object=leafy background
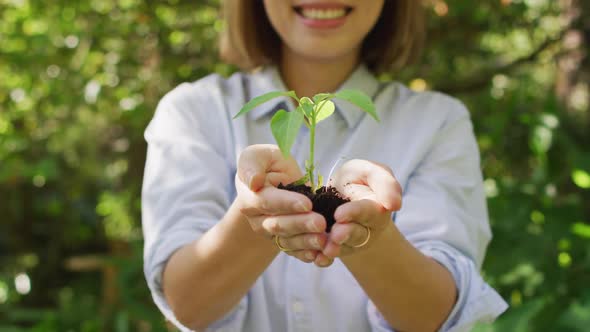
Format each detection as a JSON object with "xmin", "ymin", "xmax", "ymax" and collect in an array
[{"xmin": 0, "ymin": 0, "xmax": 588, "ymax": 331}]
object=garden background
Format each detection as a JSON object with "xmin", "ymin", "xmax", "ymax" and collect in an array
[{"xmin": 1, "ymin": 0, "xmax": 589, "ymax": 331}]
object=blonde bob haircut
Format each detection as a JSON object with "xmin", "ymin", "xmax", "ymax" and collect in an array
[{"xmin": 219, "ymin": 0, "xmax": 425, "ymax": 75}]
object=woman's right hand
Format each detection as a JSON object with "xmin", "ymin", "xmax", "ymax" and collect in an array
[{"xmin": 235, "ymin": 144, "xmax": 328, "ymax": 264}]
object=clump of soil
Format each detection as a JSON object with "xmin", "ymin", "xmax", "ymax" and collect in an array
[{"xmin": 278, "ymin": 183, "xmax": 349, "ymax": 232}]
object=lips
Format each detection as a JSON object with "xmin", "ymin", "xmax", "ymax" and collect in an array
[{"xmin": 293, "ymin": 3, "xmax": 353, "ymax": 29}]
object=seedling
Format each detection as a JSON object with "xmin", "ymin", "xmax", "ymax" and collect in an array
[{"xmin": 234, "ymin": 89, "xmax": 379, "ymax": 192}]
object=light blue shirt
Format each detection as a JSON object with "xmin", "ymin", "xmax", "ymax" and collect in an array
[{"xmin": 142, "ymin": 64, "xmax": 508, "ymax": 332}]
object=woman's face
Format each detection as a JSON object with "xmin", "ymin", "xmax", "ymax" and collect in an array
[{"xmin": 263, "ymin": 0, "xmax": 385, "ymax": 63}]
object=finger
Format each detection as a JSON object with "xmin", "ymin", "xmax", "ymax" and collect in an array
[
  {"xmin": 337, "ymin": 183, "xmax": 376, "ymax": 202},
  {"xmin": 323, "ymin": 222, "xmax": 369, "ymax": 258},
  {"xmin": 239, "ymin": 185, "xmax": 312, "ymax": 216},
  {"xmin": 266, "ymin": 172, "xmax": 299, "ymax": 188},
  {"xmin": 333, "ymin": 160, "xmax": 401, "ymax": 210},
  {"xmin": 322, "ymin": 240, "xmax": 342, "ymax": 259},
  {"xmin": 314, "ymin": 252, "xmax": 334, "ymax": 268},
  {"xmin": 330, "ymin": 222, "xmax": 370, "ymax": 248},
  {"xmin": 365, "ymin": 163, "xmax": 402, "ymax": 211},
  {"xmin": 278, "ymin": 233, "xmax": 327, "ymax": 251},
  {"xmin": 261, "ymin": 213, "xmax": 326, "ymax": 237},
  {"xmin": 334, "ymin": 199, "xmax": 385, "ymax": 226},
  {"xmin": 284, "ymin": 250, "xmax": 319, "ymax": 263},
  {"xmin": 237, "ymin": 145, "xmax": 278, "ymax": 191},
  {"xmin": 237, "ymin": 144, "xmax": 303, "ymax": 192},
  {"xmin": 322, "ymin": 241, "xmax": 360, "ymax": 258}
]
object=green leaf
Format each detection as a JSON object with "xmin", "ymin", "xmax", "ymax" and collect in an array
[
  {"xmin": 334, "ymin": 89, "xmax": 379, "ymax": 121},
  {"xmin": 572, "ymin": 169, "xmax": 590, "ymax": 189},
  {"xmin": 315, "ymin": 100, "xmax": 335, "ymax": 123},
  {"xmin": 317, "ymin": 174, "xmax": 324, "ymax": 189},
  {"xmin": 299, "ymin": 97, "xmax": 315, "ymax": 118},
  {"xmin": 300, "ymin": 96, "xmax": 314, "ymax": 104},
  {"xmin": 270, "ymin": 110, "xmax": 304, "ymax": 158},
  {"xmin": 298, "ymin": 104, "xmax": 314, "ymax": 119},
  {"xmin": 292, "ymin": 175, "xmax": 309, "ymax": 186},
  {"xmin": 313, "ymin": 93, "xmax": 333, "ymax": 103},
  {"xmin": 233, "ymin": 91, "xmax": 297, "ymax": 119},
  {"xmin": 572, "ymin": 222, "xmax": 590, "ymax": 238}
]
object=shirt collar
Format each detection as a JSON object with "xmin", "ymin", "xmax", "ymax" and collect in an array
[
  {"xmin": 247, "ymin": 64, "xmax": 380, "ymax": 128},
  {"xmin": 247, "ymin": 66, "xmax": 294, "ymax": 120}
]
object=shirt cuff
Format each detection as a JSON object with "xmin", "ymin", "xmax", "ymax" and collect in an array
[
  {"xmin": 365, "ymin": 241, "xmax": 508, "ymax": 332},
  {"xmin": 366, "ymin": 299, "xmax": 396, "ymax": 332},
  {"xmin": 419, "ymin": 241, "xmax": 509, "ymax": 332},
  {"xmin": 144, "ymin": 227, "xmax": 248, "ymax": 331}
]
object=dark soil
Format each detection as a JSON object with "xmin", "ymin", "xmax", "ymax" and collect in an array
[{"xmin": 278, "ymin": 183, "xmax": 350, "ymax": 232}]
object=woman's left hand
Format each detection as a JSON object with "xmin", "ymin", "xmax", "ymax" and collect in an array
[{"xmin": 315, "ymin": 159, "xmax": 402, "ymax": 267}]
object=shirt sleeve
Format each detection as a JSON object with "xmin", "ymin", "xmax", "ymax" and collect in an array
[
  {"xmin": 419, "ymin": 241, "xmax": 508, "ymax": 332},
  {"xmin": 366, "ymin": 96, "xmax": 508, "ymax": 331},
  {"xmin": 142, "ymin": 81, "xmax": 248, "ymax": 331}
]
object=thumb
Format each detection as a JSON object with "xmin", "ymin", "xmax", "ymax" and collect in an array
[
  {"xmin": 247, "ymin": 172, "xmax": 266, "ymax": 192},
  {"xmin": 237, "ymin": 144, "xmax": 282, "ymax": 192},
  {"xmin": 333, "ymin": 159, "xmax": 402, "ymax": 211}
]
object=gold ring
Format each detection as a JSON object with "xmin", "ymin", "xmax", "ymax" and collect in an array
[
  {"xmin": 274, "ymin": 235, "xmax": 294, "ymax": 252},
  {"xmin": 351, "ymin": 225, "xmax": 371, "ymax": 248}
]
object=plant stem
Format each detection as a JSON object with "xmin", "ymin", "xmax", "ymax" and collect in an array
[
  {"xmin": 307, "ymin": 98, "xmax": 329, "ymax": 191},
  {"xmin": 308, "ymin": 116, "xmax": 316, "ymax": 191}
]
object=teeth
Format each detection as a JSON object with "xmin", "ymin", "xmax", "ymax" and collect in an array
[{"xmin": 301, "ymin": 8, "xmax": 346, "ymax": 20}]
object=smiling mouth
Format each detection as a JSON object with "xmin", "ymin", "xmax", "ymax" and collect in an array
[{"xmin": 293, "ymin": 5, "xmax": 354, "ymax": 20}]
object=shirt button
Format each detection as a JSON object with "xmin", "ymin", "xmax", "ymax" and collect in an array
[{"xmin": 292, "ymin": 300, "xmax": 304, "ymax": 314}]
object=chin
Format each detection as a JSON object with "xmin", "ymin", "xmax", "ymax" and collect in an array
[{"xmin": 290, "ymin": 40, "xmax": 360, "ymax": 63}]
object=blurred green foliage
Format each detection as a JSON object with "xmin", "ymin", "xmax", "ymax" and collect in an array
[{"xmin": 0, "ymin": 0, "xmax": 588, "ymax": 331}]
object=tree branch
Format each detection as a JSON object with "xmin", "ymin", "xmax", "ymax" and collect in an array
[{"xmin": 436, "ymin": 31, "xmax": 567, "ymax": 94}]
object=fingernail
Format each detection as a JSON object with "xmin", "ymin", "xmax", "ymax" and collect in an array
[
  {"xmin": 307, "ymin": 219, "xmax": 319, "ymax": 232},
  {"xmin": 294, "ymin": 201, "xmax": 309, "ymax": 212},
  {"xmin": 309, "ymin": 236, "xmax": 320, "ymax": 249},
  {"xmin": 334, "ymin": 208, "xmax": 344, "ymax": 222},
  {"xmin": 305, "ymin": 252, "xmax": 315, "ymax": 260},
  {"xmin": 338, "ymin": 234, "xmax": 349, "ymax": 245},
  {"xmin": 246, "ymin": 171, "xmax": 256, "ymax": 188}
]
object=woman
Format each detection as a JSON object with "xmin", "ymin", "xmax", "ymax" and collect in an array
[{"xmin": 142, "ymin": 1, "xmax": 508, "ymax": 331}]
